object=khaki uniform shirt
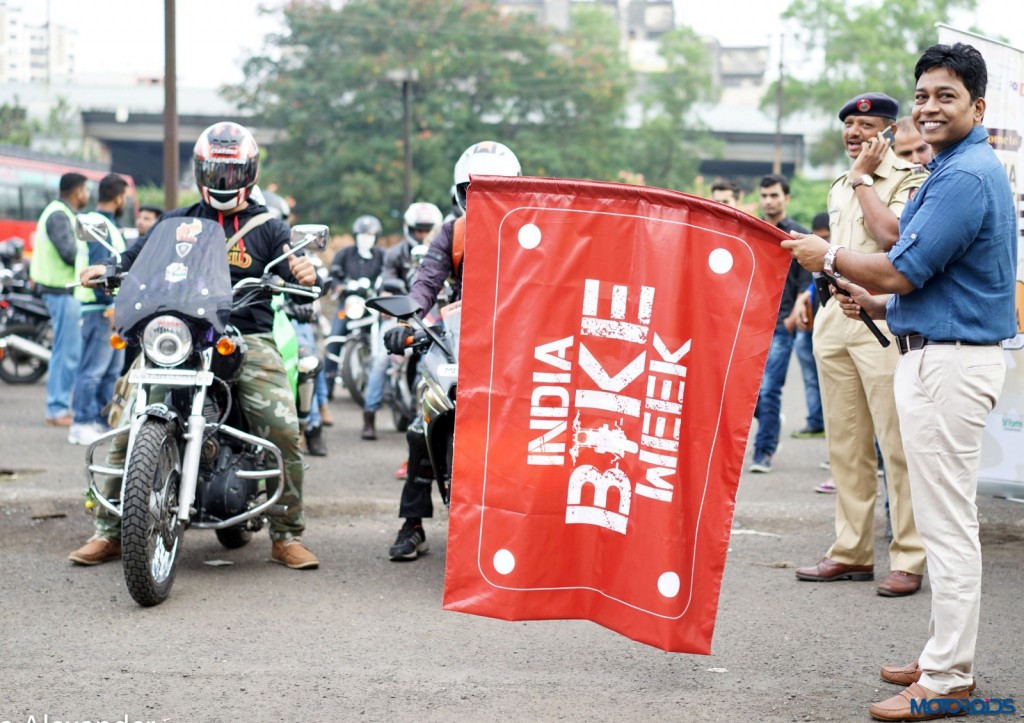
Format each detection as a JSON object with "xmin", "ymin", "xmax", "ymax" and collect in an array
[{"xmin": 827, "ymin": 151, "xmax": 928, "ymax": 254}]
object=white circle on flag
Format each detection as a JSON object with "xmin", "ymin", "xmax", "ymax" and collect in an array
[
  {"xmin": 493, "ymin": 549, "xmax": 516, "ymax": 575},
  {"xmin": 518, "ymin": 223, "xmax": 542, "ymax": 249},
  {"xmin": 658, "ymin": 571, "xmax": 681, "ymax": 598},
  {"xmin": 708, "ymin": 248, "xmax": 734, "ymax": 274}
]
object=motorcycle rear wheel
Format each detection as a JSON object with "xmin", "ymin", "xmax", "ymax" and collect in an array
[
  {"xmin": 0, "ymin": 323, "xmax": 49, "ymax": 384},
  {"xmin": 341, "ymin": 338, "xmax": 370, "ymax": 407},
  {"xmin": 121, "ymin": 418, "xmax": 184, "ymax": 607}
]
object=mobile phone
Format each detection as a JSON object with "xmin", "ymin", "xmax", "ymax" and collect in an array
[{"xmin": 880, "ymin": 127, "xmax": 895, "ymax": 146}]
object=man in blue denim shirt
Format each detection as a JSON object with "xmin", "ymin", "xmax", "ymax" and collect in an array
[{"xmin": 784, "ymin": 43, "xmax": 1016, "ymax": 721}]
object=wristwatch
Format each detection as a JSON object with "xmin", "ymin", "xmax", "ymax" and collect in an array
[
  {"xmin": 823, "ymin": 244, "xmax": 843, "ymax": 279},
  {"xmin": 851, "ymin": 174, "xmax": 874, "ymax": 188}
]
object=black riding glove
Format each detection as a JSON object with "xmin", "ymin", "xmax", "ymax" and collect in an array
[{"xmin": 383, "ymin": 324, "xmax": 414, "ymax": 355}]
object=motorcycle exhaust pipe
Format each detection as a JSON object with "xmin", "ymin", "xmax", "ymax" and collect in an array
[{"xmin": 1, "ymin": 333, "xmax": 51, "ymax": 363}]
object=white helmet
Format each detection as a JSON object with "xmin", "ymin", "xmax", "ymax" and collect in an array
[
  {"xmin": 402, "ymin": 202, "xmax": 443, "ymax": 244},
  {"xmin": 453, "ymin": 141, "xmax": 521, "ymax": 211}
]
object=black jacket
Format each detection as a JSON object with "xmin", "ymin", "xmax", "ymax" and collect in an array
[{"xmin": 118, "ymin": 201, "xmax": 297, "ymax": 335}]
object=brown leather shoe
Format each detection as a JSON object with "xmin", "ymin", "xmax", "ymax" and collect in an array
[
  {"xmin": 795, "ymin": 557, "xmax": 874, "ymax": 582},
  {"xmin": 271, "ymin": 537, "xmax": 319, "ymax": 569},
  {"xmin": 868, "ymin": 681, "xmax": 971, "ymax": 721},
  {"xmin": 46, "ymin": 415, "xmax": 73, "ymax": 427},
  {"xmin": 881, "ymin": 660, "xmax": 977, "ymax": 693},
  {"xmin": 878, "ymin": 570, "xmax": 923, "ymax": 597},
  {"xmin": 319, "ymin": 403, "xmax": 334, "ymax": 427},
  {"xmin": 68, "ymin": 535, "xmax": 121, "ymax": 565}
]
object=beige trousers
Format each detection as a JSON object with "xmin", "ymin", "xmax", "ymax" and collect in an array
[
  {"xmin": 894, "ymin": 343, "xmax": 1004, "ymax": 694},
  {"xmin": 813, "ymin": 301, "xmax": 925, "ymax": 573}
]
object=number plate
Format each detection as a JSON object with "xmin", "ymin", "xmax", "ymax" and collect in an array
[
  {"xmin": 437, "ymin": 363, "xmax": 458, "ymax": 378},
  {"xmin": 129, "ymin": 368, "xmax": 214, "ymax": 387}
]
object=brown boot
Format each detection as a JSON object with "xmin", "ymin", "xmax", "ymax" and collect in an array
[
  {"xmin": 320, "ymin": 403, "xmax": 334, "ymax": 427},
  {"xmin": 69, "ymin": 535, "xmax": 121, "ymax": 565},
  {"xmin": 271, "ymin": 537, "xmax": 319, "ymax": 569},
  {"xmin": 361, "ymin": 411, "xmax": 377, "ymax": 440}
]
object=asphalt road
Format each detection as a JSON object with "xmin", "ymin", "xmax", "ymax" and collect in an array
[{"xmin": 1, "ymin": 364, "xmax": 1022, "ymax": 722}]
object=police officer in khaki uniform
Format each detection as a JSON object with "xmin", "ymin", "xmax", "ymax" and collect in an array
[{"xmin": 795, "ymin": 93, "xmax": 928, "ymax": 597}]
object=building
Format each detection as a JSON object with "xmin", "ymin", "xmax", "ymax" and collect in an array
[{"xmin": 0, "ymin": 1, "xmax": 75, "ymax": 84}]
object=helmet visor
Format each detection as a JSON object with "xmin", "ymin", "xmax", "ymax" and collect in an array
[{"xmin": 195, "ymin": 157, "xmax": 259, "ymax": 192}]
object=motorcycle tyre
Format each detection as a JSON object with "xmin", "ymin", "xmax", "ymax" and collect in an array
[
  {"xmin": 121, "ymin": 418, "xmax": 184, "ymax": 607},
  {"xmin": 0, "ymin": 322, "xmax": 49, "ymax": 384},
  {"xmin": 215, "ymin": 526, "xmax": 253, "ymax": 549},
  {"xmin": 391, "ymin": 404, "xmax": 413, "ymax": 433},
  {"xmin": 341, "ymin": 339, "xmax": 370, "ymax": 407}
]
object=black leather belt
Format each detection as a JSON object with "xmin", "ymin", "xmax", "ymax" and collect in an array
[{"xmin": 894, "ymin": 333, "xmax": 994, "ymax": 355}]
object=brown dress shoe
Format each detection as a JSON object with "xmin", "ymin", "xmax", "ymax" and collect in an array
[
  {"xmin": 868, "ymin": 681, "xmax": 971, "ymax": 721},
  {"xmin": 68, "ymin": 535, "xmax": 121, "ymax": 565},
  {"xmin": 271, "ymin": 537, "xmax": 319, "ymax": 569},
  {"xmin": 878, "ymin": 570, "xmax": 923, "ymax": 597},
  {"xmin": 881, "ymin": 660, "xmax": 977, "ymax": 693},
  {"xmin": 795, "ymin": 557, "xmax": 874, "ymax": 582},
  {"xmin": 46, "ymin": 415, "xmax": 73, "ymax": 427}
]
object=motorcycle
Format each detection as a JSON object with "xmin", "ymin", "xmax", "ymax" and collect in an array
[
  {"xmin": 324, "ymin": 276, "xmax": 380, "ymax": 406},
  {"xmin": 79, "ymin": 214, "xmax": 328, "ymax": 606},
  {"xmin": 0, "ymin": 238, "xmax": 52, "ymax": 384},
  {"xmin": 365, "ymin": 294, "xmax": 460, "ymax": 504}
]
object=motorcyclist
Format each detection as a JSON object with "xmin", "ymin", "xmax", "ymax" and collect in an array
[
  {"xmin": 70, "ymin": 121, "xmax": 321, "ymax": 570},
  {"xmin": 359, "ymin": 202, "xmax": 444, "ymax": 441},
  {"xmin": 381, "ymin": 141, "xmax": 521, "ymax": 561},
  {"xmin": 322, "ymin": 214, "xmax": 385, "ymax": 397}
]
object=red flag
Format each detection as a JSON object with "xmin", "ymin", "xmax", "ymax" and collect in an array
[{"xmin": 442, "ymin": 176, "xmax": 792, "ymax": 653}]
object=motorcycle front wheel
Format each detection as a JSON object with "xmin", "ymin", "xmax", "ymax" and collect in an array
[
  {"xmin": 0, "ymin": 323, "xmax": 49, "ymax": 384},
  {"xmin": 341, "ymin": 338, "xmax": 370, "ymax": 406},
  {"xmin": 121, "ymin": 418, "xmax": 184, "ymax": 606}
]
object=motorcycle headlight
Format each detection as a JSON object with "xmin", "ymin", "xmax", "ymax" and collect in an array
[
  {"xmin": 142, "ymin": 315, "xmax": 193, "ymax": 367},
  {"xmin": 344, "ymin": 295, "xmax": 366, "ymax": 320}
]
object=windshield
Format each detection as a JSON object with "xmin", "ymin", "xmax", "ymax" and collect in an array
[{"xmin": 114, "ymin": 217, "xmax": 233, "ymax": 338}]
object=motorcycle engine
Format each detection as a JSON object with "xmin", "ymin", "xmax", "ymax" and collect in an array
[{"xmin": 196, "ymin": 444, "xmax": 259, "ymax": 522}]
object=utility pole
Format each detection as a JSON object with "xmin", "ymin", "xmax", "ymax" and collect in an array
[
  {"xmin": 163, "ymin": 0, "xmax": 179, "ymax": 210},
  {"xmin": 387, "ymin": 68, "xmax": 419, "ymax": 211},
  {"xmin": 772, "ymin": 33, "xmax": 784, "ymax": 175}
]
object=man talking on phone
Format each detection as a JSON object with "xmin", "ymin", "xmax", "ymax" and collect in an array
[{"xmin": 793, "ymin": 92, "xmax": 928, "ymax": 598}]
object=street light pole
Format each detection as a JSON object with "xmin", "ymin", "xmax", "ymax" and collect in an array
[
  {"xmin": 386, "ymin": 68, "xmax": 419, "ymax": 211},
  {"xmin": 772, "ymin": 33, "xmax": 785, "ymax": 176},
  {"xmin": 163, "ymin": 0, "xmax": 179, "ymax": 211}
]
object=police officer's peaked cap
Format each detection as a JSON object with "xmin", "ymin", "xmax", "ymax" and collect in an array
[{"xmin": 838, "ymin": 92, "xmax": 899, "ymax": 122}]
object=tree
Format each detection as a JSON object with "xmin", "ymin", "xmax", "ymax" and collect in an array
[
  {"xmin": 626, "ymin": 26, "xmax": 718, "ymax": 192},
  {"xmin": 227, "ymin": 0, "xmax": 633, "ymax": 231},
  {"xmin": 0, "ymin": 97, "xmax": 33, "ymax": 147},
  {"xmin": 768, "ymin": 0, "xmax": 977, "ymax": 162}
]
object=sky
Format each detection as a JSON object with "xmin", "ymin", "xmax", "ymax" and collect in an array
[{"xmin": 17, "ymin": 0, "xmax": 1024, "ymax": 89}]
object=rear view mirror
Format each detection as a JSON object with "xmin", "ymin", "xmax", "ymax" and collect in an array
[
  {"xmin": 75, "ymin": 212, "xmax": 121, "ymax": 263},
  {"xmin": 290, "ymin": 224, "xmax": 330, "ymax": 252}
]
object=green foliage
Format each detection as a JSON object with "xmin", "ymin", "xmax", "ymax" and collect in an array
[
  {"xmin": 225, "ymin": 0, "xmax": 718, "ymax": 229},
  {"xmin": 768, "ymin": 0, "xmax": 977, "ymax": 162},
  {"xmin": 0, "ymin": 97, "xmax": 33, "ymax": 147},
  {"xmin": 783, "ymin": 176, "xmax": 833, "ymax": 229},
  {"xmin": 135, "ymin": 184, "xmax": 200, "ymax": 211}
]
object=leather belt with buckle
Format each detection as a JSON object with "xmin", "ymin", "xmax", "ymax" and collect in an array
[{"xmin": 894, "ymin": 333, "xmax": 991, "ymax": 355}]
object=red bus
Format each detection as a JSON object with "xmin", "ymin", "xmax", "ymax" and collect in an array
[{"xmin": 0, "ymin": 145, "xmax": 138, "ymax": 256}]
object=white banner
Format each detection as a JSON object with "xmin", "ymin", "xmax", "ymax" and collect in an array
[{"xmin": 937, "ymin": 26, "xmax": 1024, "ymax": 495}]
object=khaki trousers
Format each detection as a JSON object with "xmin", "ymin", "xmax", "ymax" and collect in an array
[
  {"xmin": 894, "ymin": 344, "xmax": 1004, "ymax": 694},
  {"xmin": 813, "ymin": 301, "xmax": 925, "ymax": 573}
]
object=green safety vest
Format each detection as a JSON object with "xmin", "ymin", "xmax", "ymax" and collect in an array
[
  {"xmin": 29, "ymin": 200, "xmax": 77, "ymax": 288},
  {"xmin": 74, "ymin": 215, "xmax": 126, "ymax": 305}
]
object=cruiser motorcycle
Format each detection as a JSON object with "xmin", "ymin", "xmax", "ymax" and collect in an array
[
  {"xmin": 79, "ymin": 214, "xmax": 328, "ymax": 606},
  {"xmin": 0, "ymin": 238, "xmax": 52, "ymax": 384}
]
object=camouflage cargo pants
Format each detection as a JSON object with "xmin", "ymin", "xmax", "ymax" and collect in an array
[{"xmin": 94, "ymin": 333, "xmax": 305, "ymax": 541}]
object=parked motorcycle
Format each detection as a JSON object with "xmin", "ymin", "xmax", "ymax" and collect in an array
[
  {"xmin": 366, "ymin": 294, "xmax": 459, "ymax": 504},
  {"xmin": 0, "ymin": 238, "xmax": 52, "ymax": 384},
  {"xmin": 79, "ymin": 214, "xmax": 328, "ymax": 606},
  {"xmin": 324, "ymin": 276, "xmax": 380, "ymax": 406}
]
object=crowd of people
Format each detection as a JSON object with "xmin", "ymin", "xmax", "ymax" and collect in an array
[{"xmin": 20, "ymin": 40, "xmax": 1013, "ymax": 722}]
